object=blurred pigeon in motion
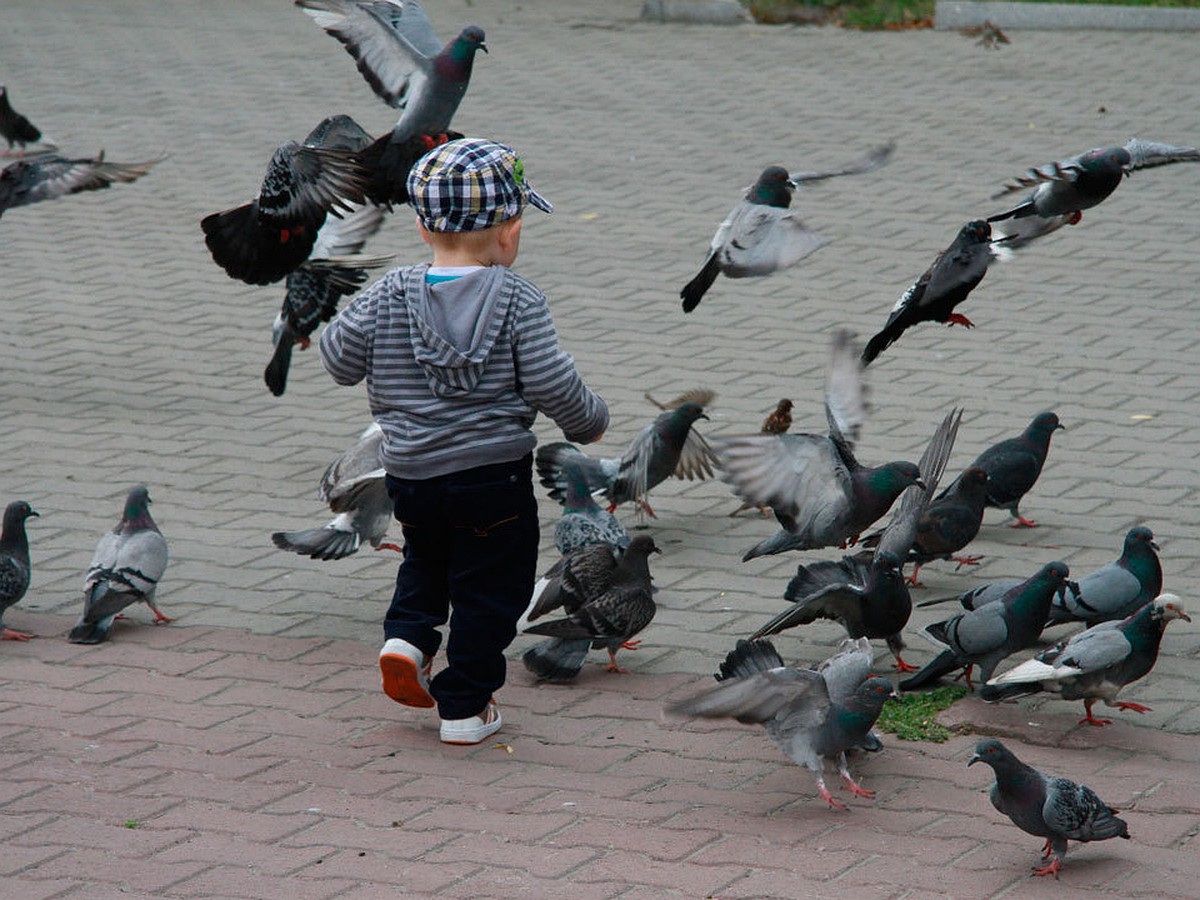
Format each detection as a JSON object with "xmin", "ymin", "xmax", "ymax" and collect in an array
[
  {"xmin": 0, "ymin": 87, "xmax": 56, "ymax": 156},
  {"xmin": 720, "ymin": 330, "xmax": 926, "ymax": 560},
  {"xmin": 987, "ymin": 138, "xmax": 1200, "ymax": 249},
  {"xmin": 272, "ymin": 422, "xmax": 398, "ymax": 561},
  {"xmin": 521, "ymin": 534, "xmax": 659, "ymax": 681},
  {"xmin": 264, "ymin": 201, "xmax": 391, "ymax": 396},
  {"xmin": 0, "ymin": 151, "xmax": 161, "ymax": 219},
  {"xmin": 730, "ymin": 398, "xmax": 794, "ymax": 517},
  {"xmin": 667, "ymin": 637, "xmax": 896, "ymax": 810},
  {"xmin": 536, "ymin": 390, "xmax": 717, "ymax": 518},
  {"xmin": 681, "ymin": 143, "xmax": 893, "ymax": 313},
  {"xmin": 68, "ymin": 486, "xmax": 170, "ymax": 644},
  {"xmin": 895, "ymin": 465, "xmax": 990, "ymax": 586},
  {"xmin": 0, "ymin": 500, "xmax": 39, "ymax": 641},
  {"xmin": 862, "ymin": 220, "xmax": 1001, "ymax": 365},
  {"xmin": 899, "ymin": 561, "xmax": 1069, "ymax": 691},
  {"xmin": 749, "ymin": 409, "xmax": 963, "ymax": 672},
  {"xmin": 296, "ymin": 0, "xmax": 484, "ymax": 206},
  {"xmin": 201, "ymin": 114, "xmax": 371, "ymax": 285},
  {"xmin": 968, "ymin": 739, "xmax": 1130, "ymax": 878},
  {"xmin": 552, "ymin": 460, "xmax": 630, "ymax": 557},
  {"xmin": 983, "ymin": 593, "xmax": 1189, "ymax": 725},
  {"xmin": 948, "ymin": 411, "xmax": 1063, "ymax": 528}
]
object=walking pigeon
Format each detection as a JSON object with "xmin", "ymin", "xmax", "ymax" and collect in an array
[
  {"xmin": 296, "ymin": 0, "xmax": 485, "ymax": 206},
  {"xmin": 521, "ymin": 534, "xmax": 659, "ymax": 680},
  {"xmin": 982, "ymin": 593, "xmax": 1189, "ymax": 725},
  {"xmin": 536, "ymin": 390, "xmax": 717, "ymax": 518},
  {"xmin": 0, "ymin": 87, "xmax": 55, "ymax": 156},
  {"xmin": 862, "ymin": 220, "xmax": 1002, "ymax": 365},
  {"xmin": 896, "ymin": 465, "xmax": 991, "ymax": 586},
  {"xmin": 680, "ymin": 143, "xmax": 893, "ymax": 312},
  {"xmin": 968, "ymin": 739, "xmax": 1130, "ymax": 878},
  {"xmin": 987, "ymin": 138, "xmax": 1200, "ymax": 249},
  {"xmin": 0, "ymin": 151, "xmax": 161, "ymax": 219},
  {"xmin": 718, "ymin": 329, "xmax": 926, "ymax": 560},
  {"xmin": 730, "ymin": 398, "xmax": 794, "ymax": 517},
  {"xmin": 272, "ymin": 422, "xmax": 398, "ymax": 561},
  {"xmin": 552, "ymin": 460, "xmax": 630, "ymax": 556},
  {"xmin": 946, "ymin": 411, "xmax": 1062, "ymax": 528},
  {"xmin": 748, "ymin": 409, "xmax": 963, "ymax": 672},
  {"xmin": 667, "ymin": 637, "xmax": 896, "ymax": 810},
  {"xmin": 0, "ymin": 500, "xmax": 39, "ymax": 641},
  {"xmin": 264, "ymin": 200, "xmax": 391, "ymax": 396},
  {"xmin": 201, "ymin": 114, "xmax": 371, "ymax": 285},
  {"xmin": 68, "ymin": 486, "xmax": 170, "ymax": 644},
  {"xmin": 899, "ymin": 561, "xmax": 1070, "ymax": 691}
]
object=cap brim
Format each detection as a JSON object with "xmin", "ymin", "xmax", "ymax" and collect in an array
[{"xmin": 525, "ymin": 184, "xmax": 553, "ymax": 214}]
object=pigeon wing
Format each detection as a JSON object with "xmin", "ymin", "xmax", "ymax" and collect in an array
[
  {"xmin": 1123, "ymin": 138, "xmax": 1200, "ymax": 171},
  {"xmin": 1043, "ymin": 777, "xmax": 1127, "ymax": 842},
  {"xmin": 309, "ymin": 201, "xmax": 387, "ymax": 259},
  {"xmin": 668, "ymin": 667, "xmax": 827, "ymax": 726},
  {"xmin": 875, "ymin": 408, "xmax": 962, "ymax": 560},
  {"xmin": 4, "ymin": 153, "xmax": 161, "ymax": 209},
  {"xmin": 788, "ymin": 141, "xmax": 895, "ymax": 184},
  {"xmin": 719, "ymin": 204, "xmax": 828, "ymax": 277},
  {"xmin": 319, "ymin": 423, "xmax": 384, "ymax": 503},
  {"xmin": 824, "ymin": 328, "xmax": 868, "ymax": 449},
  {"xmin": 716, "ymin": 433, "xmax": 849, "ymax": 527}
]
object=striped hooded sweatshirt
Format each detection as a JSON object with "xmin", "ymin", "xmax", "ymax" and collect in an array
[{"xmin": 320, "ymin": 264, "xmax": 608, "ymax": 479}]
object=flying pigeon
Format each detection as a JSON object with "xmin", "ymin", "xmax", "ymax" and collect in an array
[
  {"xmin": 946, "ymin": 411, "xmax": 1063, "ymax": 528},
  {"xmin": 0, "ymin": 151, "xmax": 161, "ymax": 219},
  {"xmin": 552, "ymin": 460, "xmax": 630, "ymax": 557},
  {"xmin": 667, "ymin": 637, "xmax": 896, "ymax": 810},
  {"xmin": 521, "ymin": 534, "xmax": 660, "ymax": 680},
  {"xmin": 895, "ymin": 465, "xmax": 991, "ymax": 586},
  {"xmin": 296, "ymin": 0, "xmax": 485, "ymax": 206},
  {"xmin": 719, "ymin": 329, "xmax": 926, "ymax": 560},
  {"xmin": 730, "ymin": 398, "xmax": 794, "ymax": 517},
  {"xmin": 862, "ymin": 220, "xmax": 1002, "ymax": 365},
  {"xmin": 536, "ymin": 390, "xmax": 717, "ymax": 518},
  {"xmin": 968, "ymin": 738, "xmax": 1130, "ymax": 878},
  {"xmin": 982, "ymin": 593, "xmax": 1188, "ymax": 726},
  {"xmin": 899, "ymin": 561, "xmax": 1070, "ymax": 691},
  {"xmin": 68, "ymin": 486, "xmax": 170, "ymax": 644},
  {"xmin": 201, "ymin": 114, "xmax": 372, "ymax": 285},
  {"xmin": 0, "ymin": 500, "xmax": 39, "ymax": 641},
  {"xmin": 272, "ymin": 422, "xmax": 399, "ymax": 561},
  {"xmin": 748, "ymin": 409, "xmax": 963, "ymax": 672},
  {"xmin": 0, "ymin": 87, "xmax": 55, "ymax": 156},
  {"xmin": 680, "ymin": 143, "xmax": 893, "ymax": 313},
  {"xmin": 987, "ymin": 138, "xmax": 1200, "ymax": 248},
  {"xmin": 264, "ymin": 200, "xmax": 392, "ymax": 396}
]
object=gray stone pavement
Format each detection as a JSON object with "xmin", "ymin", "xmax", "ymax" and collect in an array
[{"xmin": 2, "ymin": 0, "xmax": 1199, "ymax": 896}]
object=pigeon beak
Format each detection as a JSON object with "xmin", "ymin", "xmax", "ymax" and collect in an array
[
  {"xmin": 480, "ymin": 42, "xmax": 489, "ymax": 53},
  {"xmin": 1150, "ymin": 540, "xmax": 1160, "ymax": 551},
  {"xmin": 1180, "ymin": 611, "xmax": 1193, "ymax": 623},
  {"xmin": 967, "ymin": 753, "xmax": 982, "ymax": 767},
  {"xmin": 915, "ymin": 477, "xmax": 927, "ymax": 491},
  {"xmin": 1055, "ymin": 423, "xmax": 1065, "ymax": 431},
  {"xmin": 28, "ymin": 510, "xmax": 39, "ymax": 517}
]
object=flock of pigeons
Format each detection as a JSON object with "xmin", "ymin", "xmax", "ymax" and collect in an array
[{"xmin": 3, "ymin": 0, "xmax": 1198, "ymax": 881}]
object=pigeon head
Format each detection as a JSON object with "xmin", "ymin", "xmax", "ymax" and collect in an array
[
  {"xmin": 119, "ymin": 485, "xmax": 158, "ymax": 533},
  {"xmin": 1151, "ymin": 593, "xmax": 1191, "ymax": 625},
  {"xmin": 450, "ymin": 25, "xmax": 487, "ymax": 57},
  {"xmin": 967, "ymin": 738, "xmax": 1012, "ymax": 768},
  {"xmin": 1124, "ymin": 525, "xmax": 1159, "ymax": 554},
  {"xmin": 662, "ymin": 402, "xmax": 709, "ymax": 438},
  {"xmin": 560, "ymin": 460, "xmax": 598, "ymax": 512},
  {"xmin": 959, "ymin": 466, "xmax": 989, "ymax": 491},
  {"xmin": 3, "ymin": 500, "xmax": 38, "ymax": 525},
  {"xmin": 870, "ymin": 461, "xmax": 925, "ymax": 495},
  {"xmin": 960, "ymin": 220, "xmax": 991, "ymax": 244},
  {"xmin": 748, "ymin": 166, "xmax": 796, "ymax": 209},
  {"xmin": 626, "ymin": 534, "xmax": 662, "ymax": 558},
  {"xmin": 874, "ymin": 549, "xmax": 903, "ymax": 574},
  {"xmin": 1038, "ymin": 561, "xmax": 1071, "ymax": 587},
  {"xmin": 1025, "ymin": 411, "xmax": 1063, "ymax": 443},
  {"xmin": 1081, "ymin": 145, "xmax": 1132, "ymax": 174},
  {"xmin": 854, "ymin": 675, "xmax": 899, "ymax": 708}
]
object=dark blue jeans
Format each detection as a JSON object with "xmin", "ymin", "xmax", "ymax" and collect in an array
[{"xmin": 383, "ymin": 454, "xmax": 539, "ymax": 720}]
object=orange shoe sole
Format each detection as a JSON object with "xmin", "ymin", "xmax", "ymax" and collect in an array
[{"xmin": 379, "ymin": 653, "xmax": 435, "ymax": 708}]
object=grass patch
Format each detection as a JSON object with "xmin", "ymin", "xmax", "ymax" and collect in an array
[{"xmin": 876, "ymin": 685, "xmax": 967, "ymax": 742}]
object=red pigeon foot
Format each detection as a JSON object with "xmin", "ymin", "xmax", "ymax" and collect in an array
[
  {"xmin": 841, "ymin": 774, "xmax": 875, "ymax": 799},
  {"xmin": 1011, "ymin": 516, "xmax": 1038, "ymax": 528},
  {"xmin": 620, "ymin": 639, "xmax": 642, "ymax": 651},
  {"xmin": 1, "ymin": 627, "xmax": 34, "ymax": 641},
  {"xmin": 952, "ymin": 555, "xmax": 983, "ymax": 571},
  {"xmin": 892, "ymin": 656, "xmax": 919, "ymax": 673},
  {"xmin": 1031, "ymin": 858, "xmax": 1062, "ymax": 879},
  {"xmin": 818, "ymin": 784, "xmax": 849, "ymax": 811},
  {"xmin": 1114, "ymin": 701, "xmax": 1151, "ymax": 714},
  {"xmin": 947, "ymin": 313, "xmax": 975, "ymax": 328},
  {"xmin": 375, "ymin": 542, "xmax": 405, "ymax": 553}
]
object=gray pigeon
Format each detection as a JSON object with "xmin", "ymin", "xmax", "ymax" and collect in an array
[
  {"xmin": 68, "ymin": 486, "xmax": 170, "ymax": 644},
  {"xmin": 899, "ymin": 561, "xmax": 1070, "ymax": 691},
  {"xmin": 0, "ymin": 151, "xmax": 161, "ymax": 219},
  {"xmin": 668, "ymin": 637, "xmax": 896, "ymax": 810},
  {"xmin": 536, "ymin": 390, "xmax": 717, "ymax": 518},
  {"xmin": 553, "ymin": 460, "xmax": 630, "ymax": 556},
  {"xmin": 718, "ymin": 329, "xmax": 926, "ymax": 560},
  {"xmin": 982, "ymin": 593, "xmax": 1189, "ymax": 726},
  {"xmin": 968, "ymin": 739, "xmax": 1130, "ymax": 878},
  {"xmin": 0, "ymin": 500, "xmax": 39, "ymax": 641},
  {"xmin": 0, "ymin": 86, "xmax": 56, "ymax": 156},
  {"xmin": 272, "ymin": 422, "xmax": 398, "ymax": 561},
  {"xmin": 521, "ymin": 534, "xmax": 659, "ymax": 680},
  {"xmin": 681, "ymin": 143, "xmax": 893, "ymax": 312},
  {"xmin": 987, "ymin": 138, "xmax": 1200, "ymax": 248}
]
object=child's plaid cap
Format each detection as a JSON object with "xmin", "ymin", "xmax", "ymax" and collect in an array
[{"xmin": 407, "ymin": 138, "xmax": 552, "ymax": 232}]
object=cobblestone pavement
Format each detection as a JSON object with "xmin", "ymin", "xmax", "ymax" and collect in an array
[{"xmin": 2, "ymin": 1, "xmax": 1198, "ymax": 896}]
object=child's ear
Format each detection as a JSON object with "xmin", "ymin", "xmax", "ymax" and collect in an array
[
  {"xmin": 417, "ymin": 219, "xmax": 433, "ymax": 246},
  {"xmin": 499, "ymin": 216, "xmax": 522, "ymax": 250}
]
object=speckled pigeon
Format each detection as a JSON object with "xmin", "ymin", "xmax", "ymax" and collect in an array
[
  {"xmin": 0, "ymin": 151, "xmax": 161, "ymax": 219},
  {"xmin": 536, "ymin": 390, "xmax": 717, "ymax": 518},
  {"xmin": 553, "ymin": 460, "xmax": 630, "ymax": 557},
  {"xmin": 297, "ymin": 0, "xmax": 484, "ymax": 206},
  {"xmin": 521, "ymin": 534, "xmax": 659, "ymax": 680},
  {"xmin": 667, "ymin": 637, "xmax": 896, "ymax": 810},
  {"xmin": 899, "ymin": 561, "xmax": 1070, "ymax": 691},
  {"xmin": 68, "ymin": 486, "xmax": 170, "ymax": 644},
  {"xmin": 0, "ymin": 500, "xmax": 39, "ymax": 641},
  {"xmin": 968, "ymin": 738, "xmax": 1130, "ymax": 878},
  {"xmin": 0, "ymin": 87, "xmax": 55, "ymax": 156},
  {"xmin": 718, "ymin": 329, "xmax": 925, "ymax": 560},
  {"xmin": 987, "ymin": 138, "xmax": 1200, "ymax": 248},
  {"xmin": 862, "ymin": 220, "xmax": 1001, "ymax": 365},
  {"xmin": 201, "ymin": 114, "xmax": 371, "ymax": 285},
  {"xmin": 982, "ymin": 593, "xmax": 1188, "ymax": 725},
  {"xmin": 272, "ymin": 422, "xmax": 397, "ymax": 561}
]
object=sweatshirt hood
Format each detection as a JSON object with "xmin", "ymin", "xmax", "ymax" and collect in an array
[{"xmin": 405, "ymin": 265, "xmax": 514, "ymax": 397}]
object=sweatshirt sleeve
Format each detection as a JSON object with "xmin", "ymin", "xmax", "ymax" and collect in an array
[
  {"xmin": 319, "ymin": 285, "xmax": 379, "ymax": 386},
  {"xmin": 513, "ymin": 290, "xmax": 608, "ymax": 444}
]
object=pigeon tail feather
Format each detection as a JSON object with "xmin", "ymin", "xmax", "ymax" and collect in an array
[
  {"xmin": 522, "ymin": 637, "xmax": 590, "ymax": 682},
  {"xmin": 272, "ymin": 526, "xmax": 361, "ymax": 560},
  {"xmin": 681, "ymin": 254, "xmax": 721, "ymax": 313}
]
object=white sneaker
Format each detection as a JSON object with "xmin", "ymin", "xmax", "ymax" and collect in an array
[
  {"xmin": 440, "ymin": 699, "xmax": 502, "ymax": 745},
  {"xmin": 379, "ymin": 638, "xmax": 434, "ymax": 708}
]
